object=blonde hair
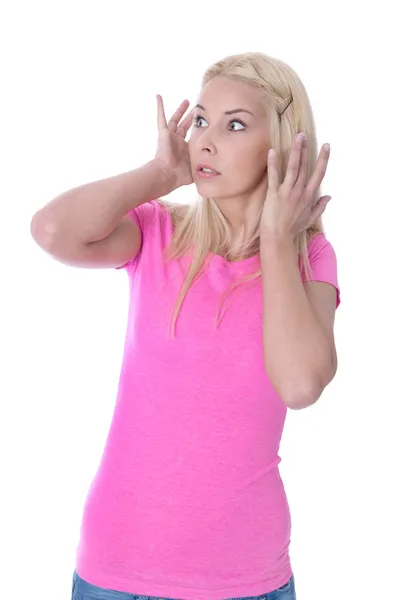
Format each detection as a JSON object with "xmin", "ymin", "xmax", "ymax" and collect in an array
[{"xmin": 160, "ymin": 52, "xmax": 324, "ymax": 338}]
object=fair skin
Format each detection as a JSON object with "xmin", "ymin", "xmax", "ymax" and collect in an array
[
  {"xmin": 189, "ymin": 77, "xmax": 337, "ymax": 409},
  {"xmin": 32, "ymin": 80, "xmax": 337, "ymax": 409},
  {"xmin": 188, "ymin": 76, "xmax": 270, "ymax": 248},
  {"xmin": 157, "ymin": 80, "xmax": 337, "ymax": 408}
]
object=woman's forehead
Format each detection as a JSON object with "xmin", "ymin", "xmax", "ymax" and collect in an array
[{"xmin": 196, "ymin": 76, "xmax": 264, "ymax": 116}]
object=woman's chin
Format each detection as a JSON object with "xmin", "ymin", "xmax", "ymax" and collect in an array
[{"xmin": 194, "ymin": 177, "xmax": 223, "ymax": 194}]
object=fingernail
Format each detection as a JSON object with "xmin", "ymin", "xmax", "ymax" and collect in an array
[{"xmin": 323, "ymin": 143, "xmax": 330, "ymax": 151}]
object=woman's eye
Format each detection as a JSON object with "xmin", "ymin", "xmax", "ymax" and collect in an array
[
  {"xmin": 229, "ymin": 120, "xmax": 245, "ymax": 131},
  {"xmin": 194, "ymin": 116, "xmax": 207, "ymax": 127},
  {"xmin": 193, "ymin": 116, "xmax": 246, "ymax": 131}
]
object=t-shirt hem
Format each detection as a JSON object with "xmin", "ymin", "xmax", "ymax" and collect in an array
[{"xmin": 75, "ymin": 563, "xmax": 294, "ymax": 599}]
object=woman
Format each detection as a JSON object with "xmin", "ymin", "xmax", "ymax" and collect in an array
[{"xmin": 31, "ymin": 51, "xmax": 340, "ymax": 600}]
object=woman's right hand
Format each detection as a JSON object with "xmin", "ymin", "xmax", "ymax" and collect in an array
[{"xmin": 154, "ymin": 95, "xmax": 194, "ymax": 188}]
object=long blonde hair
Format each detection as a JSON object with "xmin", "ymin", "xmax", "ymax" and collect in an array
[{"xmin": 160, "ymin": 52, "xmax": 324, "ymax": 338}]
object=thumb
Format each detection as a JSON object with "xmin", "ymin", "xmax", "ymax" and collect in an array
[{"xmin": 309, "ymin": 195, "xmax": 331, "ymax": 222}]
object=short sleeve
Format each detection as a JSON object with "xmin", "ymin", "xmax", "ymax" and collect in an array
[
  {"xmin": 301, "ymin": 232, "xmax": 341, "ymax": 308},
  {"xmin": 115, "ymin": 199, "xmax": 159, "ymax": 271}
]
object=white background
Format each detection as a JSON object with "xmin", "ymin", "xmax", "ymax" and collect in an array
[{"xmin": 1, "ymin": 1, "xmax": 399, "ymax": 598}]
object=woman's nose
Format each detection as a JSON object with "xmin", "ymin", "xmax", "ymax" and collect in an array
[{"xmin": 199, "ymin": 133, "xmax": 217, "ymax": 155}]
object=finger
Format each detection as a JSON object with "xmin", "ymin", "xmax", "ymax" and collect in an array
[
  {"xmin": 305, "ymin": 144, "xmax": 330, "ymax": 199},
  {"xmin": 267, "ymin": 148, "xmax": 279, "ymax": 190},
  {"xmin": 177, "ymin": 108, "xmax": 195, "ymax": 138},
  {"xmin": 295, "ymin": 138, "xmax": 308, "ymax": 190},
  {"xmin": 309, "ymin": 195, "xmax": 331, "ymax": 223},
  {"xmin": 292, "ymin": 141, "xmax": 309, "ymax": 207},
  {"xmin": 282, "ymin": 133, "xmax": 304, "ymax": 192},
  {"xmin": 168, "ymin": 99, "xmax": 190, "ymax": 130},
  {"xmin": 156, "ymin": 95, "xmax": 168, "ymax": 132}
]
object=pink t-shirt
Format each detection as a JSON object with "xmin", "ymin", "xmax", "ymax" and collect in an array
[{"xmin": 75, "ymin": 200, "xmax": 340, "ymax": 599}]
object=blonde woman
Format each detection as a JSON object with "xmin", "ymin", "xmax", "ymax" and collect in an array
[{"xmin": 31, "ymin": 52, "xmax": 340, "ymax": 600}]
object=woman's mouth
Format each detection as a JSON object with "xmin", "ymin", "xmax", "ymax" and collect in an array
[{"xmin": 196, "ymin": 164, "xmax": 221, "ymax": 179}]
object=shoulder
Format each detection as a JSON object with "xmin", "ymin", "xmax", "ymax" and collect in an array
[
  {"xmin": 306, "ymin": 231, "xmax": 338, "ymax": 270},
  {"xmin": 126, "ymin": 198, "xmax": 190, "ymax": 248},
  {"xmin": 160, "ymin": 199, "xmax": 190, "ymax": 224},
  {"xmin": 126, "ymin": 199, "xmax": 188, "ymax": 230},
  {"xmin": 154, "ymin": 199, "xmax": 191, "ymax": 236},
  {"xmin": 307, "ymin": 230, "xmax": 336, "ymax": 253}
]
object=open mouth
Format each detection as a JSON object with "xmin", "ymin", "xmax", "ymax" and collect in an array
[
  {"xmin": 199, "ymin": 167, "xmax": 218, "ymax": 173},
  {"xmin": 196, "ymin": 165, "xmax": 221, "ymax": 177}
]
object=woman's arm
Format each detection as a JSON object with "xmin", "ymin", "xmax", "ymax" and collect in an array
[
  {"xmin": 260, "ymin": 234, "xmax": 337, "ymax": 410},
  {"xmin": 30, "ymin": 160, "xmax": 176, "ymax": 268}
]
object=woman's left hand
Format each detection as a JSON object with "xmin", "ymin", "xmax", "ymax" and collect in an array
[{"xmin": 260, "ymin": 133, "xmax": 332, "ymax": 241}]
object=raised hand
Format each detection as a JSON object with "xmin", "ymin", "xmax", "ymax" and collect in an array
[
  {"xmin": 261, "ymin": 133, "xmax": 332, "ymax": 241},
  {"xmin": 154, "ymin": 95, "xmax": 194, "ymax": 188}
]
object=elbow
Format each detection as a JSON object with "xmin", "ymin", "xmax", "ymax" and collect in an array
[
  {"xmin": 30, "ymin": 211, "xmax": 58, "ymax": 249},
  {"xmin": 279, "ymin": 364, "xmax": 337, "ymax": 410},
  {"xmin": 282, "ymin": 384, "xmax": 322, "ymax": 410},
  {"xmin": 264, "ymin": 344, "xmax": 338, "ymax": 410},
  {"xmin": 282, "ymin": 387, "xmax": 322, "ymax": 410}
]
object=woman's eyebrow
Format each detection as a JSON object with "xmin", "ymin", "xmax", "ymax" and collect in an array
[{"xmin": 195, "ymin": 104, "xmax": 255, "ymax": 116}]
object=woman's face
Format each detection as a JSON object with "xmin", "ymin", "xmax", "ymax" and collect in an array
[{"xmin": 189, "ymin": 76, "xmax": 270, "ymax": 201}]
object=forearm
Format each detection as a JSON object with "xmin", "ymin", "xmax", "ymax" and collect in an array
[
  {"xmin": 31, "ymin": 159, "xmax": 176, "ymax": 245},
  {"xmin": 260, "ymin": 235, "xmax": 333, "ymax": 408}
]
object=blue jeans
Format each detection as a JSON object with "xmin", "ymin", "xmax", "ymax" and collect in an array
[{"xmin": 71, "ymin": 570, "xmax": 296, "ymax": 600}]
